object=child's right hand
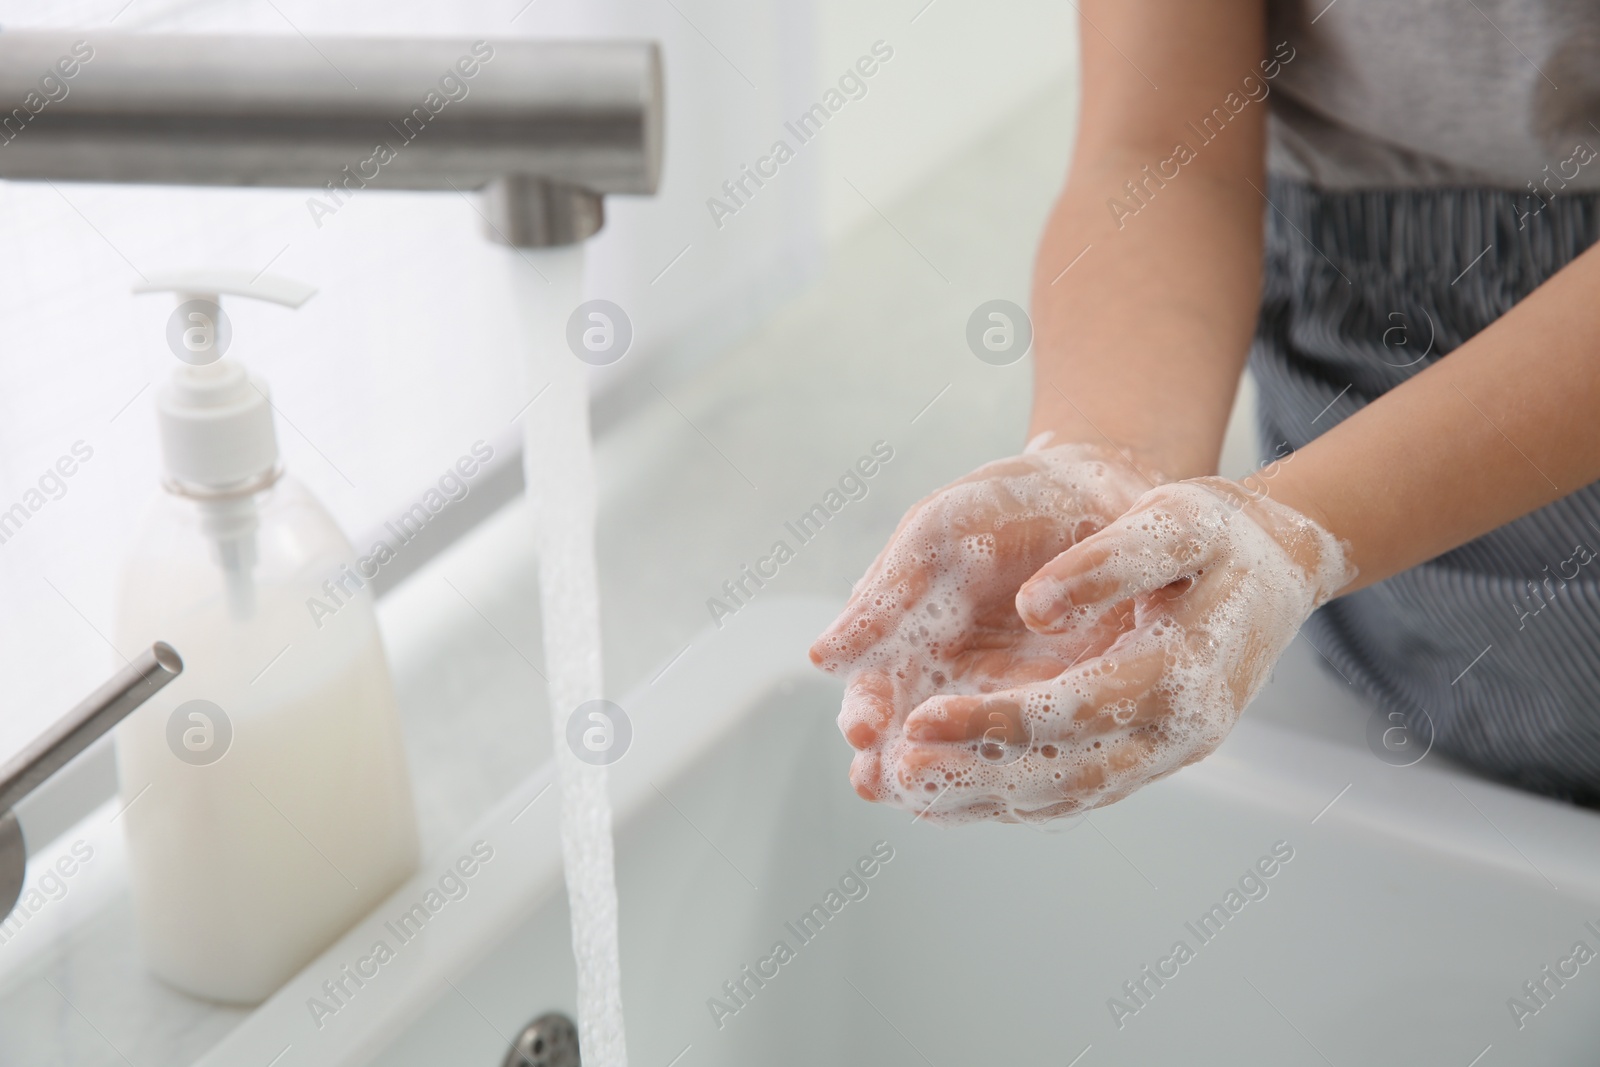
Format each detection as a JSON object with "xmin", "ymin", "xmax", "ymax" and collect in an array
[{"xmin": 808, "ymin": 440, "xmax": 1159, "ymax": 818}]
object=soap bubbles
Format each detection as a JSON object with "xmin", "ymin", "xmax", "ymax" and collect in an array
[
  {"xmin": 166, "ymin": 699, "xmax": 232, "ymax": 765},
  {"xmin": 566, "ymin": 699, "xmax": 632, "ymax": 765},
  {"xmin": 965, "ymin": 299, "xmax": 1031, "ymax": 366},
  {"xmin": 165, "ymin": 299, "xmax": 232, "ymax": 366},
  {"xmin": 566, "ymin": 300, "xmax": 632, "ymax": 366}
]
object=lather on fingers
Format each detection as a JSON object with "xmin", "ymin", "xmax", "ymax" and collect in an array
[
  {"xmin": 809, "ymin": 442, "xmax": 1175, "ymax": 822},
  {"xmin": 857, "ymin": 476, "xmax": 1354, "ymax": 823}
]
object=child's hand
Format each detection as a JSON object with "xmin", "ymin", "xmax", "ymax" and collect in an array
[
  {"xmin": 921, "ymin": 477, "xmax": 1350, "ymax": 822},
  {"xmin": 813, "ymin": 471, "xmax": 1353, "ymax": 824},
  {"xmin": 808, "ymin": 441, "xmax": 1159, "ymax": 820}
]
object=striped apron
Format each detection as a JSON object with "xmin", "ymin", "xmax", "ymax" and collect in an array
[{"xmin": 1251, "ymin": 178, "xmax": 1600, "ymax": 806}]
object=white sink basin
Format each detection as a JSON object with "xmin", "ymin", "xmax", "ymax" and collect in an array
[{"xmin": 191, "ymin": 595, "xmax": 1600, "ymax": 1066}]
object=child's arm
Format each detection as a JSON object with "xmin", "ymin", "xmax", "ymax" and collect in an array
[
  {"xmin": 810, "ymin": 0, "xmax": 1281, "ymax": 819},
  {"xmin": 1009, "ymin": 202, "xmax": 1600, "ymax": 821},
  {"xmin": 1007, "ymin": 260, "xmax": 1600, "ymax": 813},
  {"xmin": 1028, "ymin": 0, "xmax": 1269, "ymax": 482},
  {"xmin": 1261, "ymin": 240, "xmax": 1600, "ymax": 593}
]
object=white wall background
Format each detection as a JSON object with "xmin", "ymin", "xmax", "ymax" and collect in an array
[
  {"xmin": 815, "ymin": 1, "xmax": 1075, "ymax": 243},
  {"xmin": 0, "ymin": 0, "xmax": 1076, "ymax": 758}
]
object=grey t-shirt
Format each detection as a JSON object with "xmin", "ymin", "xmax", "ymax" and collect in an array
[{"xmin": 1267, "ymin": 0, "xmax": 1600, "ymax": 189}]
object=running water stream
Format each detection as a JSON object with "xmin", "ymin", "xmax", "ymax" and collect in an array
[{"xmin": 509, "ymin": 247, "xmax": 628, "ymax": 1067}]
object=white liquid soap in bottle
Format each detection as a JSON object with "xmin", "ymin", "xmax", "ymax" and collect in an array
[{"xmin": 114, "ymin": 270, "xmax": 419, "ymax": 1004}]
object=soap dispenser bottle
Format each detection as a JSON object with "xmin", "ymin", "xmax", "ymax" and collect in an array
[{"xmin": 114, "ymin": 270, "xmax": 419, "ymax": 1005}]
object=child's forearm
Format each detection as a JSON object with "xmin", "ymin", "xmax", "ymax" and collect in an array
[
  {"xmin": 1029, "ymin": 166, "xmax": 1264, "ymax": 481},
  {"xmin": 1029, "ymin": 0, "xmax": 1270, "ymax": 482},
  {"xmin": 1259, "ymin": 241, "xmax": 1600, "ymax": 594}
]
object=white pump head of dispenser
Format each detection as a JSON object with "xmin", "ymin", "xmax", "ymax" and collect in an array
[{"xmin": 134, "ymin": 270, "xmax": 316, "ymax": 494}]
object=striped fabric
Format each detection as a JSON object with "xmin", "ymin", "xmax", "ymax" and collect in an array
[{"xmin": 1251, "ymin": 178, "xmax": 1600, "ymax": 806}]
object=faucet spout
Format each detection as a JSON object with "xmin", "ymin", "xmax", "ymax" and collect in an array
[{"xmin": 0, "ymin": 34, "xmax": 662, "ymax": 247}]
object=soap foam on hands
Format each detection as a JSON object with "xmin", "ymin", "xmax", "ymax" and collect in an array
[{"xmin": 816, "ymin": 447, "xmax": 1350, "ymax": 825}]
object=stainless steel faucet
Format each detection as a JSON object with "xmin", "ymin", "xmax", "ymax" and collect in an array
[
  {"xmin": 0, "ymin": 33, "xmax": 663, "ymax": 247},
  {"xmin": 0, "ymin": 643, "xmax": 183, "ymax": 921}
]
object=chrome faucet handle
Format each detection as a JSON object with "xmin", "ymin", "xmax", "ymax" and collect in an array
[{"xmin": 0, "ymin": 643, "xmax": 182, "ymax": 921}]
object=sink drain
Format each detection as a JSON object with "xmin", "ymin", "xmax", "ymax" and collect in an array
[{"xmin": 502, "ymin": 1012, "xmax": 580, "ymax": 1067}]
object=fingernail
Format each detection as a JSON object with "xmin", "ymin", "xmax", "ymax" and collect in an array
[
  {"xmin": 1016, "ymin": 579, "xmax": 1068, "ymax": 628},
  {"xmin": 842, "ymin": 721, "xmax": 877, "ymax": 747},
  {"xmin": 809, "ymin": 629, "xmax": 844, "ymax": 668}
]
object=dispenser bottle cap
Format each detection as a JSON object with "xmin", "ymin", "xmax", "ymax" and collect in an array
[{"xmin": 134, "ymin": 270, "xmax": 317, "ymax": 493}]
